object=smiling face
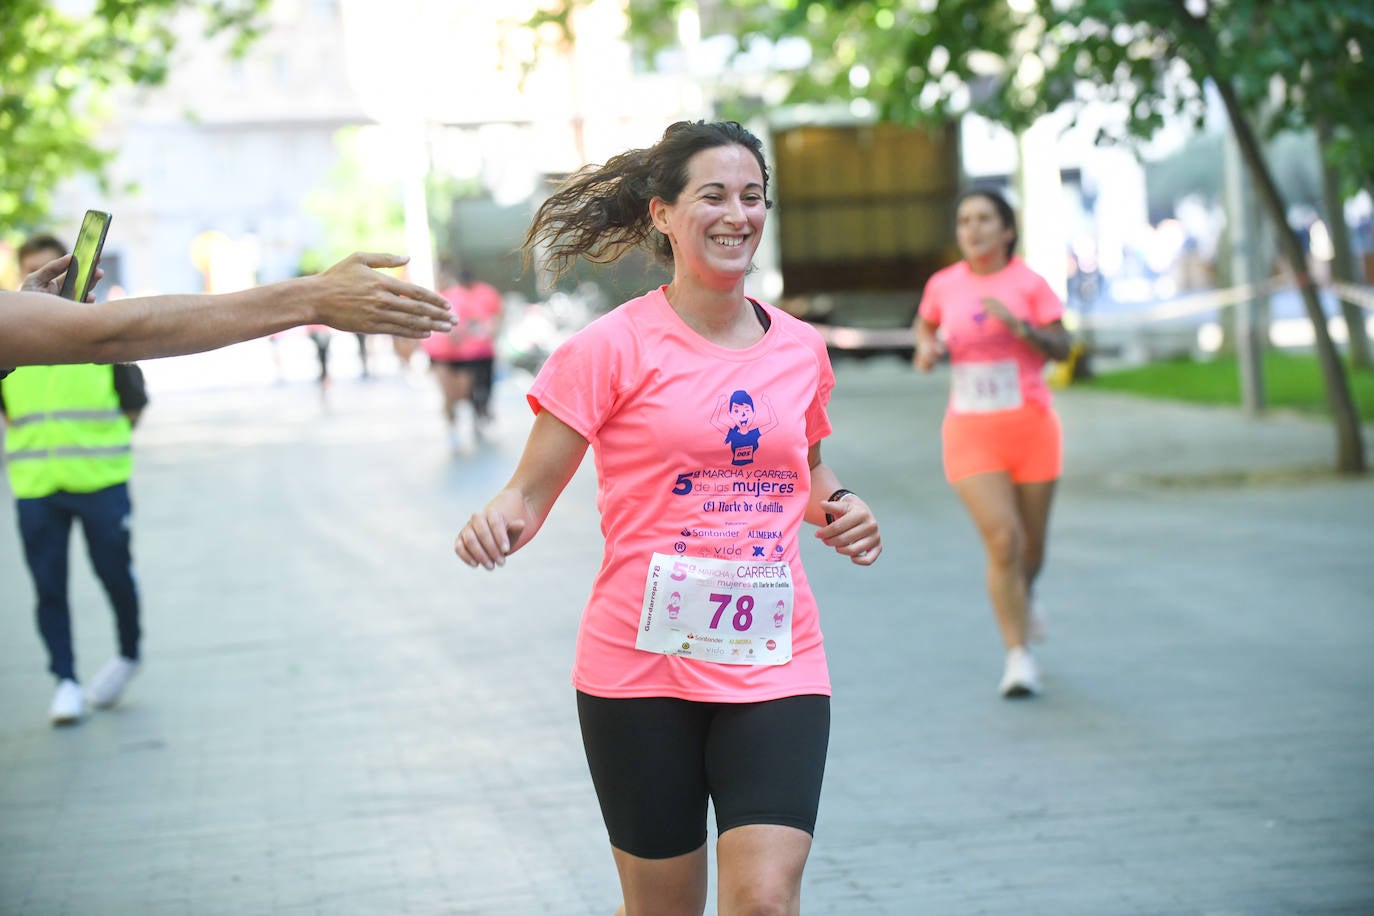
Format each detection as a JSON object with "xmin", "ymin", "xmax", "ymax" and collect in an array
[
  {"xmin": 955, "ymin": 194, "xmax": 1015, "ymax": 272},
  {"xmin": 651, "ymin": 143, "xmax": 768, "ymax": 290},
  {"xmin": 729, "ymin": 400, "xmax": 755, "ymax": 430}
]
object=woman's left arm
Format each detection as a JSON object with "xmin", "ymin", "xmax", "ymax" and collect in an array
[
  {"xmin": 1014, "ymin": 317, "xmax": 1073, "ymax": 361},
  {"xmin": 807, "ymin": 442, "xmax": 882, "ymax": 566},
  {"xmin": 980, "ymin": 296, "xmax": 1073, "ymax": 361}
]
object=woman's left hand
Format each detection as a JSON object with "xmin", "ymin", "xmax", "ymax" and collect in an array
[
  {"xmin": 980, "ymin": 296, "xmax": 1022, "ymax": 335},
  {"xmin": 816, "ymin": 494, "xmax": 882, "ymax": 566}
]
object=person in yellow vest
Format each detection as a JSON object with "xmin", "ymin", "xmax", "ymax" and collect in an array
[{"xmin": 3, "ymin": 236, "xmax": 149, "ymax": 725}]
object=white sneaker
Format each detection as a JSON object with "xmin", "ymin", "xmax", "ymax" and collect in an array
[
  {"xmin": 50, "ymin": 679, "xmax": 85, "ymax": 725},
  {"xmin": 999, "ymin": 647, "xmax": 1041, "ymax": 699},
  {"xmin": 1027, "ymin": 599, "xmax": 1048, "ymax": 643},
  {"xmin": 87, "ymin": 656, "xmax": 139, "ymax": 708}
]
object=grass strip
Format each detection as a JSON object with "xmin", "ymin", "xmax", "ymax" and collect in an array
[{"xmin": 1078, "ymin": 351, "xmax": 1374, "ymax": 423}]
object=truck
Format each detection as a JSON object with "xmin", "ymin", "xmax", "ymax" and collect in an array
[{"xmin": 769, "ymin": 120, "xmax": 963, "ymax": 359}]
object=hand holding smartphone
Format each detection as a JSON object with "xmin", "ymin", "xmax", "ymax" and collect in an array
[{"xmin": 58, "ymin": 209, "xmax": 112, "ymax": 302}]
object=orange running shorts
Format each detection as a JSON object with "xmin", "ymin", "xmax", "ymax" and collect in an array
[{"xmin": 941, "ymin": 402, "xmax": 1062, "ymax": 484}]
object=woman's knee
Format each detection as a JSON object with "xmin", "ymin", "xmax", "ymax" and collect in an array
[
  {"xmin": 982, "ymin": 522, "xmax": 1024, "ymax": 568},
  {"xmin": 718, "ymin": 886, "xmax": 798, "ymax": 916},
  {"xmin": 716, "ymin": 824, "xmax": 809, "ymax": 916},
  {"xmin": 613, "ymin": 845, "xmax": 708, "ymax": 916}
]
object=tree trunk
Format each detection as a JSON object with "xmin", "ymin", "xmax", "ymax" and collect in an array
[
  {"xmin": 1317, "ymin": 120, "xmax": 1371, "ymax": 369},
  {"xmin": 1213, "ymin": 80, "xmax": 1366, "ymax": 473}
]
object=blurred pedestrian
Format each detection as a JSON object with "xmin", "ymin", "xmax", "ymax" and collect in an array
[
  {"xmin": 912, "ymin": 187, "xmax": 1072, "ymax": 698},
  {"xmin": 451, "ymin": 269, "xmax": 502, "ymax": 429},
  {"xmin": 2, "ymin": 235, "xmax": 150, "ymax": 724},
  {"xmin": 453, "ymin": 120, "xmax": 882, "ymax": 916},
  {"xmin": 354, "ymin": 332, "xmax": 371, "ymax": 379},
  {"xmin": 0, "ymin": 251, "xmax": 452, "ymax": 375},
  {"xmin": 424, "ymin": 268, "xmax": 503, "ymax": 450},
  {"xmin": 306, "ymin": 324, "xmax": 332, "ymax": 390}
]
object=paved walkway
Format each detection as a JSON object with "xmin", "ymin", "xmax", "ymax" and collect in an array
[{"xmin": 2, "ymin": 355, "xmax": 1371, "ymax": 915}]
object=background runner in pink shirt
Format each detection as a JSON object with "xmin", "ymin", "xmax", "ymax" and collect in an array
[
  {"xmin": 913, "ymin": 187, "xmax": 1073, "ymax": 700},
  {"xmin": 452, "ymin": 121, "xmax": 882, "ymax": 916},
  {"xmin": 425, "ymin": 268, "xmax": 503, "ymax": 450}
]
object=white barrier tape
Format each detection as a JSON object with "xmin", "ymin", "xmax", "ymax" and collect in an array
[
  {"xmin": 1331, "ymin": 282, "xmax": 1374, "ymax": 312},
  {"xmin": 813, "ymin": 279, "xmax": 1373, "ymax": 346},
  {"xmin": 1079, "ymin": 278, "xmax": 1282, "ymax": 330},
  {"xmin": 818, "ymin": 325, "xmax": 913, "ymax": 350},
  {"xmin": 1079, "ymin": 278, "xmax": 1374, "ymax": 329}
]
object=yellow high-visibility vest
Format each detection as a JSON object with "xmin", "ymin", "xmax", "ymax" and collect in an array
[{"xmin": 1, "ymin": 364, "xmax": 133, "ymax": 498}]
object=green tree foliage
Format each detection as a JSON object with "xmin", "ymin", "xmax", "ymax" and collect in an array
[
  {"xmin": 620, "ymin": 1, "xmax": 1370, "ymax": 194},
  {"xmin": 301, "ymin": 128, "xmax": 408, "ymax": 274},
  {"xmin": 0, "ymin": 0, "xmax": 268, "ymax": 231},
  {"xmin": 601, "ymin": 0, "xmax": 1372, "ymax": 471}
]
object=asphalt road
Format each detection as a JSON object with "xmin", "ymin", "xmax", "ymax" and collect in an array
[{"xmin": 2, "ymin": 355, "xmax": 1371, "ymax": 915}]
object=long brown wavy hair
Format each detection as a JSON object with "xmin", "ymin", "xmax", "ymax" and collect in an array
[{"xmin": 522, "ymin": 120, "xmax": 772, "ymax": 282}]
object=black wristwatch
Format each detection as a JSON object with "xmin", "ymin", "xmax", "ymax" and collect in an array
[{"xmin": 824, "ymin": 488, "xmax": 855, "ymax": 525}]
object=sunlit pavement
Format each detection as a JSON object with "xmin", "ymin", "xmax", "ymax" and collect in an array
[{"xmin": 2, "ymin": 355, "xmax": 1372, "ymax": 915}]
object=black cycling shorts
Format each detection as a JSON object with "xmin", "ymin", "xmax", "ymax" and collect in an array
[{"xmin": 576, "ymin": 691, "xmax": 830, "ymax": 860}]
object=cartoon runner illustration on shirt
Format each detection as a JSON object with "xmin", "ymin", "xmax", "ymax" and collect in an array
[{"xmin": 711, "ymin": 389, "xmax": 779, "ymax": 466}]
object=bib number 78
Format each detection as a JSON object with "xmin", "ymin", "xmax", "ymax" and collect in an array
[
  {"xmin": 709, "ymin": 593, "xmax": 754, "ymax": 631},
  {"xmin": 637, "ymin": 551, "xmax": 793, "ymax": 665}
]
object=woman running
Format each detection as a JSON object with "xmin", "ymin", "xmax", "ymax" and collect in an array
[
  {"xmin": 913, "ymin": 187, "xmax": 1072, "ymax": 699},
  {"xmin": 453, "ymin": 120, "xmax": 882, "ymax": 915}
]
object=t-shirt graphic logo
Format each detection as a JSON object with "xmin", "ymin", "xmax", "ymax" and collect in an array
[
  {"xmin": 711, "ymin": 388, "xmax": 778, "ymax": 467},
  {"xmin": 972, "ymin": 302, "xmax": 989, "ymax": 328}
]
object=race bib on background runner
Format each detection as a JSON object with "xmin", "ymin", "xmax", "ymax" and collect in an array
[
  {"xmin": 951, "ymin": 360, "xmax": 1023, "ymax": 413},
  {"xmin": 637, "ymin": 553, "xmax": 793, "ymax": 666}
]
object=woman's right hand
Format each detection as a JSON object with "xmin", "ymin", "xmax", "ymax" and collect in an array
[
  {"xmin": 454, "ymin": 500, "xmax": 528, "ymax": 570},
  {"xmin": 453, "ymin": 411, "xmax": 589, "ymax": 570},
  {"xmin": 914, "ymin": 337, "xmax": 944, "ymax": 372}
]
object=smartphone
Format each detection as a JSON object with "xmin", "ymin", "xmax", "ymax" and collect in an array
[{"xmin": 58, "ymin": 209, "xmax": 112, "ymax": 302}]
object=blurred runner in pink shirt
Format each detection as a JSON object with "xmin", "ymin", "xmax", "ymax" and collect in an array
[
  {"xmin": 424, "ymin": 268, "xmax": 503, "ymax": 450},
  {"xmin": 913, "ymin": 187, "xmax": 1074, "ymax": 700}
]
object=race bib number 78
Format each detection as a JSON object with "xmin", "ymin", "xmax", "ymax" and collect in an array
[{"xmin": 636, "ymin": 552, "xmax": 794, "ymax": 666}]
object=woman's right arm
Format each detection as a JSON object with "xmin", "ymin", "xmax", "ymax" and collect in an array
[
  {"xmin": 912, "ymin": 316, "xmax": 944, "ymax": 372},
  {"xmin": 453, "ymin": 409, "xmax": 590, "ymax": 570}
]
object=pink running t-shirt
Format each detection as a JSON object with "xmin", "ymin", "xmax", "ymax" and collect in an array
[
  {"xmin": 528, "ymin": 287, "xmax": 835, "ymax": 703},
  {"xmin": 918, "ymin": 257, "xmax": 1064, "ymax": 413}
]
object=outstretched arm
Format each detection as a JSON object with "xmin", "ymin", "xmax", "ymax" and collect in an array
[
  {"xmin": 912, "ymin": 316, "xmax": 944, "ymax": 372},
  {"xmin": 454, "ymin": 409, "xmax": 590, "ymax": 570},
  {"xmin": 0, "ymin": 252, "xmax": 453, "ymax": 368}
]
